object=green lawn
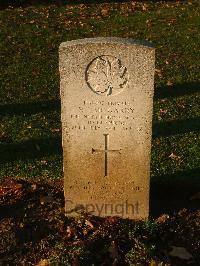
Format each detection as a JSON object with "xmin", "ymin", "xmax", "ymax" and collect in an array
[
  {"xmin": 0, "ymin": 1, "xmax": 200, "ymax": 214},
  {"xmin": 0, "ymin": 1, "xmax": 200, "ymax": 265}
]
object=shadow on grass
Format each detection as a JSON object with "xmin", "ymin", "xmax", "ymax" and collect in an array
[
  {"xmin": 0, "ymin": 136, "xmax": 62, "ymax": 163},
  {"xmin": 154, "ymin": 81, "xmax": 199, "ymax": 99},
  {"xmin": 150, "ymin": 168, "xmax": 200, "ymax": 217},
  {"xmin": 153, "ymin": 117, "xmax": 200, "ymax": 137},
  {"xmin": 0, "ymin": 99, "xmax": 60, "ymax": 116}
]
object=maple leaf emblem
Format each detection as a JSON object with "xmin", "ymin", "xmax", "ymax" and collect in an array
[{"xmin": 86, "ymin": 55, "xmax": 129, "ymax": 96}]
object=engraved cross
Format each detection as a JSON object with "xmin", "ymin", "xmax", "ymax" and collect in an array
[{"xmin": 92, "ymin": 134, "xmax": 121, "ymax": 177}]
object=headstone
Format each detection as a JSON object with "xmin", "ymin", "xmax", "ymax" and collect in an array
[{"xmin": 59, "ymin": 37, "xmax": 155, "ymax": 219}]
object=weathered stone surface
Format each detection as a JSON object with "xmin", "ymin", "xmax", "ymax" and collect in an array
[{"xmin": 59, "ymin": 37, "xmax": 155, "ymax": 219}]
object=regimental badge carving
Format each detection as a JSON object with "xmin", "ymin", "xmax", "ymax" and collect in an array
[{"xmin": 86, "ymin": 55, "xmax": 129, "ymax": 96}]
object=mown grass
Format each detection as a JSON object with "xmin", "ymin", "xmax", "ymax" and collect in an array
[{"xmin": 0, "ymin": 1, "xmax": 200, "ymax": 215}]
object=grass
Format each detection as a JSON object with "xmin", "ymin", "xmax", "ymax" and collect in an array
[
  {"xmin": 0, "ymin": 0, "xmax": 200, "ymax": 215},
  {"xmin": 0, "ymin": 1, "xmax": 200, "ymax": 265}
]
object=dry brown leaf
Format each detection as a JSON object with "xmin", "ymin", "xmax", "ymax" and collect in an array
[
  {"xmin": 167, "ymin": 80, "xmax": 173, "ymax": 86},
  {"xmin": 155, "ymin": 68, "xmax": 161, "ymax": 73},
  {"xmin": 72, "ymin": 255, "xmax": 80, "ymax": 266},
  {"xmin": 142, "ymin": 4, "xmax": 147, "ymax": 11},
  {"xmin": 40, "ymin": 195, "xmax": 54, "ymax": 205},
  {"xmin": 169, "ymin": 153, "xmax": 181, "ymax": 160},
  {"xmin": 36, "ymin": 144, "xmax": 40, "ymax": 151},
  {"xmin": 112, "ymin": 258, "xmax": 118, "ymax": 266},
  {"xmin": 155, "ymin": 68, "xmax": 162, "ymax": 77},
  {"xmin": 159, "ymin": 109, "xmax": 168, "ymax": 115},
  {"xmin": 66, "ymin": 225, "xmax": 73, "ymax": 238},
  {"xmin": 40, "ymin": 160, "xmax": 48, "ymax": 165},
  {"xmin": 35, "ymin": 259, "xmax": 50, "ymax": 266},
  {"xmin": 156, "ymin": 214, "xmax": 169, "ymax": 224},
  {"xmin": 160, "ymin": 99, "xmax": 167, "ymax": 103},
  {"xmin": 169, "ymin": 246, "xmax": 193, "ymax": 260},
  {"xmin": 85, "ymin": 220, "xmax": 94, "ymax": 229},
  {"xmin": 109, "ymin": 241, "xmax": 119, "ymax": 260},
  {"xmin": 51, "ymin": 128, "xmax": 60, "ymax": 133},
  {"xmin": 149, "ymin": 261, "xmax": 170, "ymax": 266},
  {"xmin": 101, "ymin": 9, "xmax": 109, "ymax": 16},
  {"xmin": 190, "ymin": 192, "xmax": 200, "ymax": 200}
]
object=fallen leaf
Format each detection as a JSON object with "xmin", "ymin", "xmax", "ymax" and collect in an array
[
  {"xmin": 155, "ymin": 68, "xmax": 161, "ymax": 73},
  {"xmin": 31, "ymin": 184, "xmax": 37, "ymax": 190},
  {"xmin": 142, "ymin": 4, "xmax": 147, "ymax": 11},
  {"xmin": 85, "ymin": 220, "xmax": 94, "ymax": 229},
  {"xmin": 19, "ymin": 223, "xmax": 24, "ymax": 228},
  {"xmin": 112, "ymin": 258, "xmax": 118, "ymax": 266},
  {"xmin": 51, "ymin": 128, "xmax": 60, "ymax": 133},
  {"xmin": 159, "ymin": 109, "xmax": 168, "ymax": 115},
  {"xmin": 167, "ymin": 80, "xmax": 173, "ymax": 86},
  {"xmin": 109, "ymin": 241, "xmax": 119, "ymax": 260},
  {"xmin": 36, "ymin": 145, "xmax": 40, "ymax": 151},
  {"xmin": 160, "ymin": 99, "xmax": 167, "ymax": 103},
  {"xmin": 40, "ymin": 160, "xmax": 48, "ymax": 165},
  {"xmin": 66, "ymin": 225, "xmax": 73, "ymax": 238},
  {"xmin": 101, "ymin": 9, "xmax": 109, "ymax": 16},
  {"xmin": 169, "ymin": 246, "xmax": 193, "ymax": 260},
  {"xmin": 156, "ymin": 214, "xmax": 169, "ymax": 224},
  {"xmin": 155, "ymin": 68, "xmax": 162, "ymax": 77},
  {"xmin": 40, "ymin": 195, "xmax": 54, "ymax": 205},
  {"xmin": 190, "ymin": 192, "xmax": 200, "ymax": 200},
  {"xmin": 149, "ymin": 261, "xmax": 170, "ymax": 266},
  {"xmin": 35, "ymin": 259, "xmax": 50, "ymax": 266},
  {"xmin": 72, "ymin": 255, "xmax": 80, "ymax": 266},
  {"xmin": 169, "ymin": 153, "xmax": 181, "ymax": 160}
]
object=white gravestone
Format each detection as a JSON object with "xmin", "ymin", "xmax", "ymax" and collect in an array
[{"xmin": 59, "ymin": 37, "xmax": 155, "ymax": 219}]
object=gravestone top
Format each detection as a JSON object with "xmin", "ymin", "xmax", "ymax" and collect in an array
[
  {"xmin": 59, "ymin": 37, "xmax": 155, "ymax": 220},
  {"xmin": 59, "ymin": 37, "xmax": 154, "ymax": 48}
]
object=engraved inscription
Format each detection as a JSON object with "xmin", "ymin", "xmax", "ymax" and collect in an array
[
  {"xmin": 64, "ymin": 100, "xmax": 135, "ymax": 132},
  {"xmin": 86, "ymin": 55, "xmax": 129, "ymax": 96}
]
